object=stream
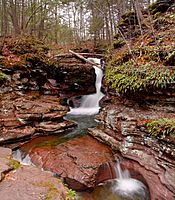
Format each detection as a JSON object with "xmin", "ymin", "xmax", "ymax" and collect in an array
[{"xmin": 12, "ymin": 58, "xmax": 149, "ymax": 200}]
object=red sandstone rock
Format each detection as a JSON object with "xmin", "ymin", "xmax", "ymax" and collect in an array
[
  {"xmin": 0, "ymin": 92, "xmax": 75, "ymax": 144},
  {"xmin": 28, "ymin": 135, "xmax": 114, "ymax": 190},
  {"xmin": 89, "ymin": 98, "xmax": 175, "ymax": 200},
  {"xmin": 0, "ymin": 147, "xmax": 73, "ymax": 200}
]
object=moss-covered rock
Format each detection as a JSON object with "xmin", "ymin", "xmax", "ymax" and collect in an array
[
  {"xmin": 3, "ymin": 36, "xmax": 49, "ymax": 55},
  {"xmin": 0, "ymin": 36, "xmax": 51, "ymax": 69},
  {"xmin": 8, "ymin": 160, "xmax": 21, "ymax": 170},
  {"xmin": 0, "ymin": 71, "xmax": 7, "ymax": 82},
  {"xmin": 105, "ymin": 61, "xmax": 175, "ymax": 95},
  {"xmin": 113, "ymin": 39, "xmax": 126, "ymax": 49}
]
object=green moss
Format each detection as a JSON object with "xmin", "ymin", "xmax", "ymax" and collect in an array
[
  {"xmin": 113, "ymin": 39, "xmax": 125, "ymax": 49},
  {"xmin": 8, "ymin": 37, "xmax": 49, "ymax": 55},
  {"xmin": 105, "ymin": 41, "xmax": 175, "ymax": 95},
  {"xmin": 144, "ymin": 118, "xmax": 175, "ymax": 138},
  {"xmin": 44, "ymin": 183, "xmax": 58, "ymax": 200},
  {"xmin": 34, "ymin": 182, "xmax": 59, "ymax": 200},
  {"xmin": 8, "ymin": 160, "xmax": 20, "ymax": 170},
  {"xmin": 0, "ymin": 71, "xmax": 7, "ymax": 81},
  {"xmin": 66, "ymin": 189, "xmax": 76, "ymax": 200},
  {"xmin": 0, "ymin": 36, "xmax": 54, "ymax": 70}
]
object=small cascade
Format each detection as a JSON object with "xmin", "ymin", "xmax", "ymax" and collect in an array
[
  {"xmin": 112, "ymin": 163, "xmax": 148, "ymax": 200},
  {"xmin": 12, "ymin": 149, "xmax": 32, "ymax": 166},
  {"xmin": 68, "ymin": 58, "xmax": 104, "ymax": 115}
]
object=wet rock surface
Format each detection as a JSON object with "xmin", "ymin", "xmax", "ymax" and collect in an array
[
  {"xmin": 25, "ymin": 135, "xmax": 114, "ymax": 190},
  {"xmin": 0, "ymin": 92, "xmax": 75, "ymax": 145},
  {"xmin": 88, "ymin": 97, "xmax": 175, "ymax": 200},
  {"xmin": 54, "ymin": 54, "xmax": 96, "ymax": 97},
  {"xmin": 0, "ymin": 147, "xmax": 71, "ymax": 200},
  {"xmin": 0, "ymin": 37, "xmax": 106, "ymax": 199}
]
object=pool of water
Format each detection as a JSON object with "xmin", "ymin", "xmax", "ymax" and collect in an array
[
  {"xmin": 77, "ymin": 178, "xmax": 149, "ymax": 200},
  {"xmin": 12, "ymin": 114, "xmax": 97, "ymax": 162}
]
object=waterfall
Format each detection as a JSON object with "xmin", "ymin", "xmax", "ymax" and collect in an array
[
  {"xmin": 12, "ymin": 149, "xmax": 32, "ymax": 166},
  {"xmin": 112, "ymin": 163, "xmax": 148, "ymax": 200},
  {"xmin": 68, "ymin": 58, "xmax": 104, "ymax": 115}
]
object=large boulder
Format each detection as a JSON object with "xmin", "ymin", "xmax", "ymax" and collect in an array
[
  {"xmin": 0, "ymin": 147, "xmax": 74, "ymax": 200},
  {"xmin": 23, "ymin": 135, "xmax": 114, "ymax": 191}
]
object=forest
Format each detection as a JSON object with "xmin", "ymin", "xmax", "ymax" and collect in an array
[{"xmin": 0, "ymin": 0, "xmax": 155, "ymax": 46}]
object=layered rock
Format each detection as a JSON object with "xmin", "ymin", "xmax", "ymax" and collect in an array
[
  {"xmin": 0, "ymin": 92, "xmax": 75, "ymax": 146},
  {"xmin": 0, "ymin": 37, "xmax": 96, "ymax": 97},
  {"xmin": 54, "ymin": 54, "xmax": 96, "ymax": 97},
  {"xmin": 88, "ymin": 97, "xmax": 175, "ymax": 200},
  {"xmin": 0, "ymin": 147, "xmax": 74, "ymax": 200}
]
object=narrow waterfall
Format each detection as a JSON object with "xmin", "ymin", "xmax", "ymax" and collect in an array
[
  {"xmin": 68, "ymin": 58, "xmax": 104, "ymax": 115},
  {"xmin": 112, "ymin": 163, "xmax": 148, "ymax": 200},
  {"xmin": 12, "ymin": 149, "xmax": 32, "ymax": 165}
]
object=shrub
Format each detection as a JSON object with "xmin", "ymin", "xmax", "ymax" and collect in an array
[{"xmin": 144, "ymin": 118, "xmax": 175, "ymax": 138}]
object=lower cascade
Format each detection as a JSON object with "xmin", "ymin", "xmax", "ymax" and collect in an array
[
  {"xmin": 68, "ymin": 58, "xmax": 104, "ymax": 115},
  {"xmin": 78, "ymin": 162, "xmax": 149, "ymax": 200},
  {"xmin": 112, "ymin": 163, "xmax": 149, "ymax": 200},
  {"xmin": 12, "ymin": 149, "xmax": 32, "ymax": 166}
]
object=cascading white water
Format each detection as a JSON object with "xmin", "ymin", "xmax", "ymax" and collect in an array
[
  {"xmin": 12, "ymin": 149, "xmax": 32, "ymax": 165},
  {"xmin": 68, "ymin": 58, "xmax": 104, "ymax": 115},
  {"xmin": 112, "ymin": 163, "xmax": 148, "ymax": 200}
]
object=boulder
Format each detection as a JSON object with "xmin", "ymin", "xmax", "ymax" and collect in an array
[
  {"xmin": 0, "ymin": 147, "xmax": 73, "ymax": 200},
  {"xmin": 27, "ymin": 135, "xmax": 114, "ymax": 190}
]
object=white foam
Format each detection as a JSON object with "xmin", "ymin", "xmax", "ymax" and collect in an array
[
  {"xmin": 113, "ymin": 163, "xmax": 147, "ymax": 199},
  {"xmin": 12, "ymin": 149, "xmax": 32, "ymax": 165},
  {"xmin": 68, "ymin": 107, "xmax": 100, "ymax": 115},
  {"xmin": 115, "ymin": 178, "xmax": 146, "ymax": 193}
]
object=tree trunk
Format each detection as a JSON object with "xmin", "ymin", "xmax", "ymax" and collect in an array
[
  {"xmin": 9, "ymin": 0, "xmax": 20, "ymax": 35},
  {"xmin": 1, "ymin": 0, "xmax": 8, "ymax": 36}
]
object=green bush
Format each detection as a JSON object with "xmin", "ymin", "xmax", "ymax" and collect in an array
[
  {"xmin": 105, "ymin": 61, "xmax": 175, "ymax": 95},
  {"xmin": 144, "ymin": 118, "xmax": 175, "ymax": 138},
  {"xmin": 66, "ymin": 189, "xmax": 76, "ymax": 200},
  {"xmin": 0, "ymin": 71, "xmax": 7, "ymax": 81}
]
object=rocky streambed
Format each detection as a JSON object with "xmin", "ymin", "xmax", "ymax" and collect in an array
[
  {"xmin": 0, "ymin": 90, "xmax": 115, "ymax": 199},
  {"xmin": 0, "ymin": 147, "xmax": 72, "ymax": 200},
  {"xmin": 0, "ymin": 38, "xmax": 175, "ymax": 200},
  {"xmin": 89, "ymin": 95, "xmax": 175, "ymax": 200},
  {"xmin": 1, "ymin": 77, "xmax": 175, "ymax": 200}
]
